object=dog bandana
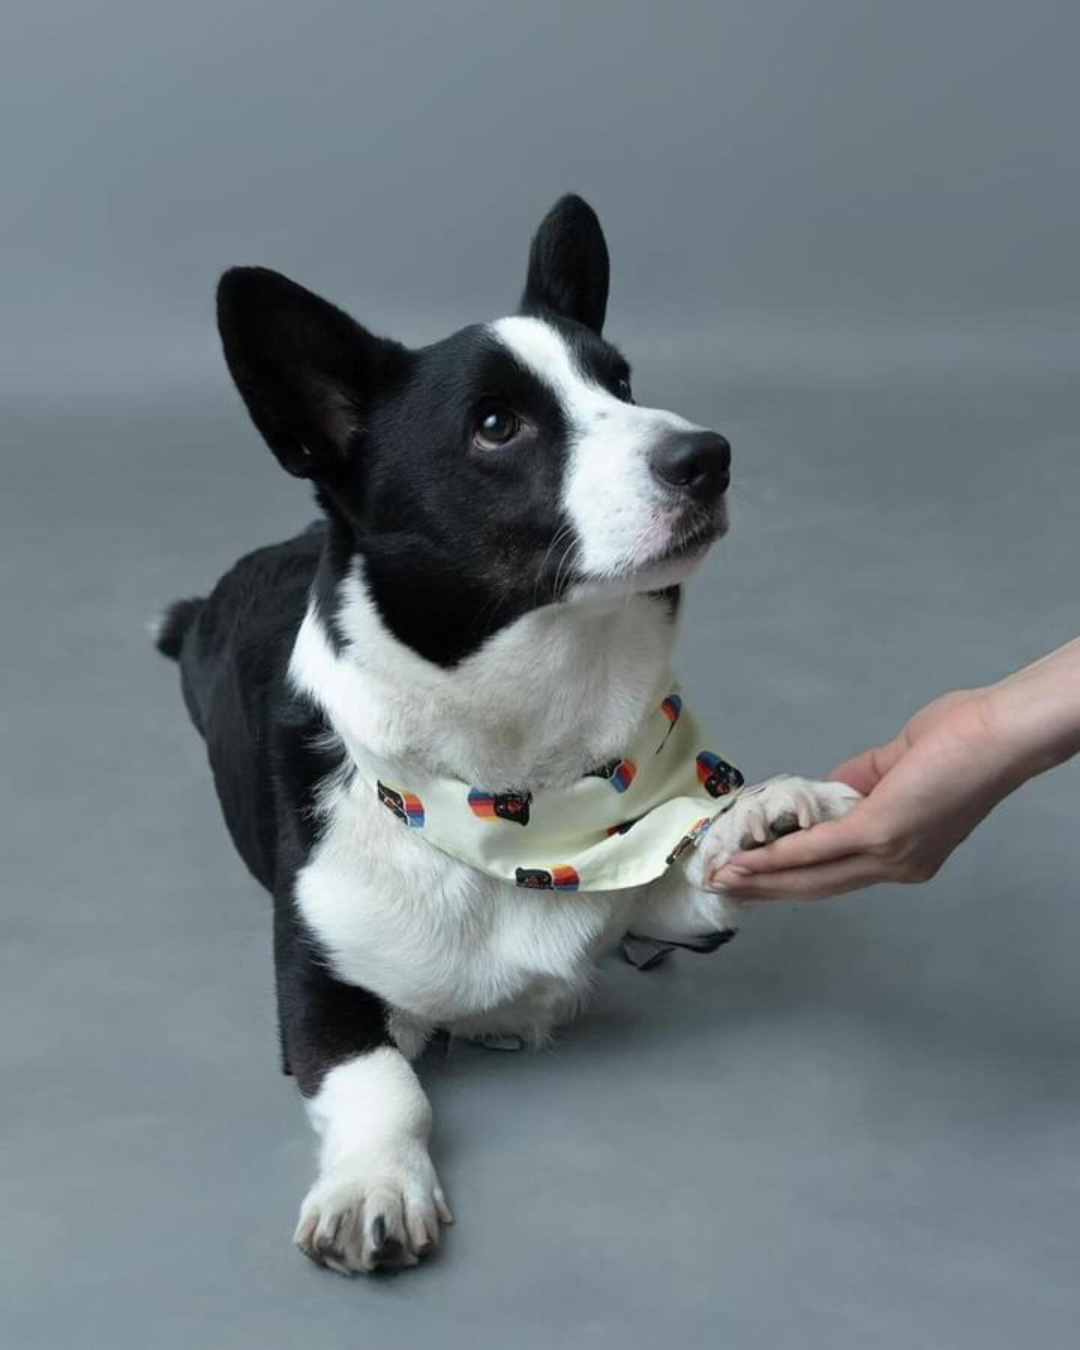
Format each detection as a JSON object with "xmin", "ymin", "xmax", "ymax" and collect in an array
[{"xmin": 357, "ymin": 681, "xmax": 745, "ymax": 893}]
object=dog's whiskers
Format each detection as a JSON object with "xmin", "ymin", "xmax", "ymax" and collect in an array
[
  {"xmin": 552, "ymin": 532, "xmax": 579, "ymax": 603},
  {"xmin": 533, "ymin": 524, "xmax": 574, "ymax": 607}
]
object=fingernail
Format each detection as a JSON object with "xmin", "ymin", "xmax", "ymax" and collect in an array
[{"xmin": 723, "ymin": 863, "xmax": 753, "ymax": 876}]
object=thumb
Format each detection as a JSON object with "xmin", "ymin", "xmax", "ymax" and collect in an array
[{"xmin": 828, "ymin": 735, "xmax": 907, "ymax": 795}]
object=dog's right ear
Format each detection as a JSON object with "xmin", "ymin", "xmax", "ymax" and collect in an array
[
  {"xmin": 216, "ymin": 267, "xmax": 407, "ymax": 479},
  {"xmin": 520, "ymin": 194, "xmax": 609, "ymax": 335}
]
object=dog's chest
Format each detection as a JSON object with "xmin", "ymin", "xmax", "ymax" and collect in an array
[{"xmin": 294, "ymin": 776, "xmax": 638, "ymax": 1034}]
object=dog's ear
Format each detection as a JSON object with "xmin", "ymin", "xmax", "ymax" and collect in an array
[
  {"xmin": 520, "ymin": 194, "xmax": 609, "ymax": 335},
  {"xmin": 216, "ymin": 267, "xmax": 407, "ymax": 479}
]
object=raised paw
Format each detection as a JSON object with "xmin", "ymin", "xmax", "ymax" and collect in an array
[
  {"xmin": 294, "ymin": 1144, "xmax": 453, "ymax": 1275},
  {"xmin": 700, "ymin": 775, "xmax": 861, "ymax": 888}
]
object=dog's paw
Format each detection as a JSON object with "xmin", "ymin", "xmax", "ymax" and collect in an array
[
  {"xmin": 294, "ymin": 1142, "xmax": 453, "ymax": 1275},
  {"xmin": 699, "ymin": 775, "xmax": 861, "ymax": 888}
]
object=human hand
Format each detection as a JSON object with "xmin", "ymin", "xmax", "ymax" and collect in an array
[{"xmin": 709, "ymin": 688, "xmax": 1024, "ymax": 899}]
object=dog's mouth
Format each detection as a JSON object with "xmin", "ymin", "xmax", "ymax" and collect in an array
[
  {"xmin": 664, "ymin": 505, "xmax": 728, "ymax": 561},
  {"xmin": 559, "ymin": 496, "xmax": 728, "ymax": 601},
  {"xmin": 602, "ymin": 500, "xmax": 728, "ymax": 595},
  {"xmin": 649, "ymin": 496, "xmax": 729, "ymax": 569}
]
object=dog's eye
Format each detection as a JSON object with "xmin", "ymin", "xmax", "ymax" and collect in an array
[
  {"xmin": 615, "ymin": 377, "xmax": 634, "ymax": 404},
  {"xmin": 474, "ymin": 405, "xmax": 521, "ymax": 450}
]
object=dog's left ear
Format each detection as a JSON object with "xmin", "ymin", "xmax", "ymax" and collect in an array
[
  {"xmin": 520, "ymin": 194, "xmax": 609, "ymax": 335},
  {"xmin": 216, "ymin": 267, "xmax": 408, "ymax": 480}
]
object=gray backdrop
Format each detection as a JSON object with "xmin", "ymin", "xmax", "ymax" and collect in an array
[{"xmin": 2, "ymin": 3, "xmax": 1078, "ymax": 1348}]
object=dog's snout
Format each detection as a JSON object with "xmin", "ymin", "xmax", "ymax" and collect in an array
[{"xmin": 649, "ymin": 431, "xmax": 731, "ymax": 502}]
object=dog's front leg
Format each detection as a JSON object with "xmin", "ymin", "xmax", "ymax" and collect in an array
[
  {"xmin": 276, "ymin": 911, "xmax": 452, "ymax": 1274},
  {"xmin": 628, "ymin": 775, "xmax": 862, "ymax": 947},
  {"xmin": 626, "ymin": 860, "xmax": 743, "ymax": 950}
]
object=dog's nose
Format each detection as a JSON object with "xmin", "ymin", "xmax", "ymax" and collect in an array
[{"xmin": 649, "ymin": 431, "xmax": 731, "ymax": 502}]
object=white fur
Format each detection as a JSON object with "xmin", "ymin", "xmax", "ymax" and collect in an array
[
  {"xmin": 295, "ymin": 780, "xmax": 635, "ymax": 1042},
  {"xmin": 291, "ymin": 558, "xmax": 677, "ymax": 789},
  {"xmin": 295, "ymin": 1048, "xmax": 451, "ymax": 1273},
  {"xmin": 490, "ymin": 315, "xmax": 708, "ymax": 579}
]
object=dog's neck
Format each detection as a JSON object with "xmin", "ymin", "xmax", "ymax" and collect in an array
[{"xmin": 289, "ymin": 552, "xmax": 679, "ymax": 792}]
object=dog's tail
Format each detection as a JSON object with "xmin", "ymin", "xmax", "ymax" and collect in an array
[{"xmin": 152, "ymin": 596, "xmax": 205, "ymax": 661}]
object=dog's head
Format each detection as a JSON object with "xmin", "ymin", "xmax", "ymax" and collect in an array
[{"xmin": 217, "ymin": 195, "xmax": 731, "ymax": 665}]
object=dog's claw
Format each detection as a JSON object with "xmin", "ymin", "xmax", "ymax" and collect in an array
[{"xmin": 295, "ymin": 1146, "xmax": 450, "ymax": 1275}]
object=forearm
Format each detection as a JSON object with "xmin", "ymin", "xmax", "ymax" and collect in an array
[{"xmin": 983, "ymin": 637, "xmax": 1080, "ymax": 782}]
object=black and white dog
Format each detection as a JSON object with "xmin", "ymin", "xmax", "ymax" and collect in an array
[{"xmin": 157, "ymin": 195, "xmax": 858, "ymax": 1275}]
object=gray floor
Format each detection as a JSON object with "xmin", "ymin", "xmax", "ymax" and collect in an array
[{"xmin": 3, "ymin": 362, "xmax": 1078, "ymax": 1349}]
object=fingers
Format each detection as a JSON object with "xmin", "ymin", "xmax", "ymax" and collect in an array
[{"xmin": 710, "ymin": 854, "xmax": 887, "ymax": 900}]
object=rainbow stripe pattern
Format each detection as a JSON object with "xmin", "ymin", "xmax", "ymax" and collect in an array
[
  {"xmin": 401, "ymin": 792, "xmax": 425, "ymax": 827},
  {"xmin": 466, "ymin": 788, "xmax": 531, "ymax": 824},
  {"xmin": 467, "ymin": 789, "xmax": 500, "ymax": 819},
  {"xmin": 377, "ymin": 780, "xmax": 426, "ymax": 828},
  {"xmin": 655, "ymin": 692, "xmax": 684, "ymax": 753},
  {"xmin": 609, "ymin": 757, "xmax": 637, "ymax": 793},
  {"xmin": 665, "ymin": 815, "xmax": 713, "ymax": 866},
  {"xmin": 661, "ymin": 693, "xmax": 683, "ymax": 724}
]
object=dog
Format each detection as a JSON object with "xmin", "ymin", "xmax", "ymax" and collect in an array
[{"xmin": 155, "ymin": 194, "xmax": 859, "ymax": 1275}]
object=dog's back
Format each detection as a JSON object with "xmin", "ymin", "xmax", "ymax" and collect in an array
[{"xmin": 157, "ymin": 523, "xmax": 328, "ymax": 891}]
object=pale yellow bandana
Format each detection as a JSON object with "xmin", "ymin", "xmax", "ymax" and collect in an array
[{"xmin": 358, "ymin": 681, "xmax": 745, "ymax": 893}]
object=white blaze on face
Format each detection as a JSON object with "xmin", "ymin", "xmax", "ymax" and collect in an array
[{"xmin": 490, "ymin": 316, "xmax": 706, "ymax": 579}]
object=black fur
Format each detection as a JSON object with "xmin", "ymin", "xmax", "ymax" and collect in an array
[
  {"xmin": 216, "ymin": 267, "xmax": 409, "ymax": 481},
  {"xmin": 520, "ymin": 194, "xmax": 610, "ymax": 334},
  {"xmin": 170, "ymin": 523, "xmax": 393, "ymax": 1092},
  {"xmin": 212, "ymin": 193, "xmax": 648, "ymax": 668}
]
